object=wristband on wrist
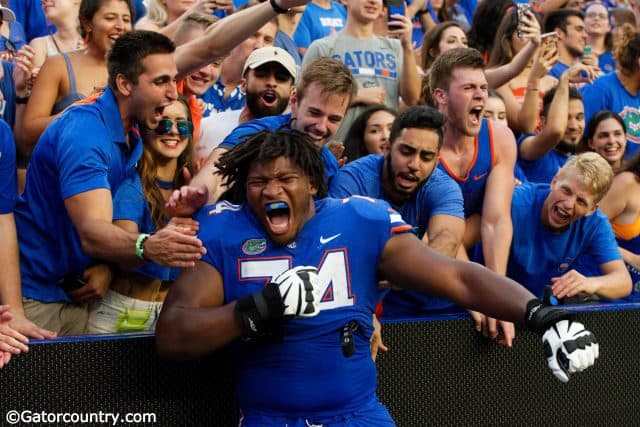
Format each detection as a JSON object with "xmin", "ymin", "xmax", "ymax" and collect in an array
[
  {"xmin": 526, "ymin": 81, "xmax": 540, "ymax": 91},
  {"xmin": 269, "ymin": 0, "xmax": 290, "ymax": 14},
  {"xmin": 524, "ymin": 298, "xmax": 574, "ymax": 335},
  {"xmin": 15, "ymin": 95, "xmax": 30, "ymax": 104},
  {"xmin": 135, "ymin": 233, "xmax": 151, "ymax": 260},
  {"xmin": 234, "ymin": 284, "xmax": 285, "ymax": 340}
]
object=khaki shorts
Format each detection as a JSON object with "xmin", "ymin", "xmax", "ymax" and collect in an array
[{"xmin": 23, "ymin": 298, "xmax": 89, "ymax": 336}]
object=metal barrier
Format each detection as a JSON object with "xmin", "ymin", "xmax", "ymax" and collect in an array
[{"xmin": 1, "ymin": 304, "xmax": 639, "ymax": 426}]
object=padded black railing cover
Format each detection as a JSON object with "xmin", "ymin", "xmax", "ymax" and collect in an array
[{"xmin": 1, "ymin": 306, "xmax": 639, "ymax": 426}]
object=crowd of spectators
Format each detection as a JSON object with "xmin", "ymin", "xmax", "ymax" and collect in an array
[{"xmin": 0, "ymin": 0, "xmax": 638, "ymax": 370}]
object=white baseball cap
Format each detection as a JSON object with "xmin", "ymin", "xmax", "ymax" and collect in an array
[
  {"xmin": 0, "ymin": 6, "xmax": 16, "ymax": 23},
  {"xmin": 242, "ymin": 47, "xmax": 297, "ymax": 81}
]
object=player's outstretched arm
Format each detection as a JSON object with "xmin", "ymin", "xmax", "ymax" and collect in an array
[{"xmin": 378, "ymin": 233, "xmax": 599, "ymax": 382}]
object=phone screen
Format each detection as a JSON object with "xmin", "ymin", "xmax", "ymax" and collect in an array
[
  {"xmin": 516, "ymin": 4, "xmax": 531, "ymax": 38},
  {"xmin": 387, "ymin": 0, "xmax": 405, "ymax": 25},
  {"xmin": 540, "ymin": 32, "xmax": 557, "ymax": 55}
]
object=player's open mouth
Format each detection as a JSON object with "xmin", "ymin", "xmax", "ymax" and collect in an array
[{"xmin": 265, "ymin": 201, "xmax": 291, "ymax": 235}]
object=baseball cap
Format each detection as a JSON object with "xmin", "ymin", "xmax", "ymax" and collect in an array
[
  {"xmin": 0, "ymin": 6, "xmax": 16, "ymax": 23},
  {"xmin": 242, "ymin": 47, "xmax": 297, "ymax": 81}
]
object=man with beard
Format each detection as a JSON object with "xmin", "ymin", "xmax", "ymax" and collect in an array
[
  {"xmin": 430, "ymin": 48, "xmax": 518, "ymax": 346},
  {"xmin": 198, "ymin": 18, "xmax": 278, "ymax": 116},
  {"xmin": 198, "ymin": 47, "xmax": 296, "ymax": 160},
  {"xmin": 507, "ymin": 152, "xmax": 630, "ymax": 302},
  {"xmin": 517, "ymin": 66, "xmax": 586, "ymax": 184},
  {"xmin": 166, "ymin": 57, "xmax": 356, "ymax": 209},
  {"xmin": 544, "ymin": 9, "xmax": 590, "ymax": 79},
  {"xmin": 328, "ymin": 106, "xmax": 465, "ymax": 315}
]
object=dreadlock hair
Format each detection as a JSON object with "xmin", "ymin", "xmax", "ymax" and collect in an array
[{"xmin": 217, "ymin": 130, "xmax": 327, "ymax": 204}]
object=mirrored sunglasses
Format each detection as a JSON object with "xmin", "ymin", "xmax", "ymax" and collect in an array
[{"xmin": 155, "ymin": 119, "xmax": 193, "ymax": 137}]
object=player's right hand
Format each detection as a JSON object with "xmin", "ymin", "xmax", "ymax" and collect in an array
[
  {"xmin": 525, "ymin": 298, "xmax": 599, "ymax": 383},
  {"xmin": 270, "ymin": 266, "xmax": 322, "ymax": 318},
  {"xmin": 542, "ymin": 319, "xmax": 598, "ymax": 383}
]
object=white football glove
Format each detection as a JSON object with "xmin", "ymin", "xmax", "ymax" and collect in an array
[
  {"xmin": 542, "ymin": 319, "xmax": 599, "ymax": 383},
  {"xmin": 272, "ymin": 266, "xmax": 323, "ymax": 318}
]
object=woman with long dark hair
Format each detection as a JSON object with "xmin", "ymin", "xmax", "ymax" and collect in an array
[
  {"xmin": 87, "ymin": 97, "xmax": 195, "ymax": 334},
  {"xmin": 343, "ymin": 104, "xmax": 398, "ymax": 163}
]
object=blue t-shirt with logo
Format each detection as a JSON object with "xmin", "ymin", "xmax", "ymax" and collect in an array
[{"xmin": 582, "ymin": 71, "xmax": 640, "ymax": 160}]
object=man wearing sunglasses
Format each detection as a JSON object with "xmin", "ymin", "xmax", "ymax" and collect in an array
[{"xmin": 11, "ymin": 0, "xmax": 316, "ymax": 337}]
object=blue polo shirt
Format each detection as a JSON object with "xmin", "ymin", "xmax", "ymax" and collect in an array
[
  {"xmin": 219, "ymin": 113, "xmax": 339, "ymax": 184},
  {"xmin": 15, "ymin": 87, "xmax": 143, "ymax": 303},
  {"xmin": 0, "ymin": 119, "xmax": 16, "ymax": 214}
]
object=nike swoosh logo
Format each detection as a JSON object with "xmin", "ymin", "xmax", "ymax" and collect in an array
[
  {"xmin": 320, "ymin": 233, "xmax": 341, "ymax": 245},
  {"xmin": 473, "ymin": 173, "xmax": 488, "ymax": 181}
]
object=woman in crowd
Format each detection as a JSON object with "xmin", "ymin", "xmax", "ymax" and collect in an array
[
  {"xmin": 585, "ymin": 110, "xmax": 627, "ymax": 171},
  {"xmin": 596, "ymin": 150, "xmax": 640, "ymax": 302},
  {"xmin": 488, "ymin": 8, "xmax": 557, "ymax": 133},
  {"xmin": 29, "ymin": 0, "xmax": 84, "ymax": 70},
  {"xmin": 483, "ymin": 90, "xmax": 508, "ymax": 127},
  {"xmin": 342, "ymin": 104, "xmax": 397, "ymax": 163},
  {"xmin": 582, "ymin": 24, "xmax": 640, "ymax": 160},
  {"xmin": 584, "ymin": 1, "xmax": 615, "ymax": 74},
  {"xmin": 136, "ymin": 0, "xmax": 222, "ymax": 38},
  {"xmin": 466, "ymin": 0, "xmax": 514, "ymax": 61},
  {"xmin": 18, "ymin": 0, "xmax": 134, "ymax": 153},
  {"xmin": 420, "ymin": 21, "xmax": 467, "ymax": 72},
  {"xmin": 87, "ymin": 97, "xmax": 195, "ymax": 334}
]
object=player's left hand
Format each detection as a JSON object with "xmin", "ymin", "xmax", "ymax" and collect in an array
[
  {"xmin": 542, "ymin": 319, "xmax": 599, "ymax": 383},
  {"xmin": 550, "ymin": 269, "xmax": 597, "ymax": 299},
  {"xmin": 525, "ymin": 298, "xmax": 599, "ymax": 383}
]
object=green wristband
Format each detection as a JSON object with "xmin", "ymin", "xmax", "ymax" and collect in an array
[{"xmin": 135, "ymin": 233, "xmax": 150, "ymax": 260}]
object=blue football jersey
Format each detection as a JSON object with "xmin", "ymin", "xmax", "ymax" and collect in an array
[{"xmin": 195, "ymin": 196, "xmax": 411, "ymax": 417}]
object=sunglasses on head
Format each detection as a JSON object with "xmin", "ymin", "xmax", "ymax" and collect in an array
[{"xmin": 155, "ymin": 118, "xmax": 194, "ymax": 137}]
